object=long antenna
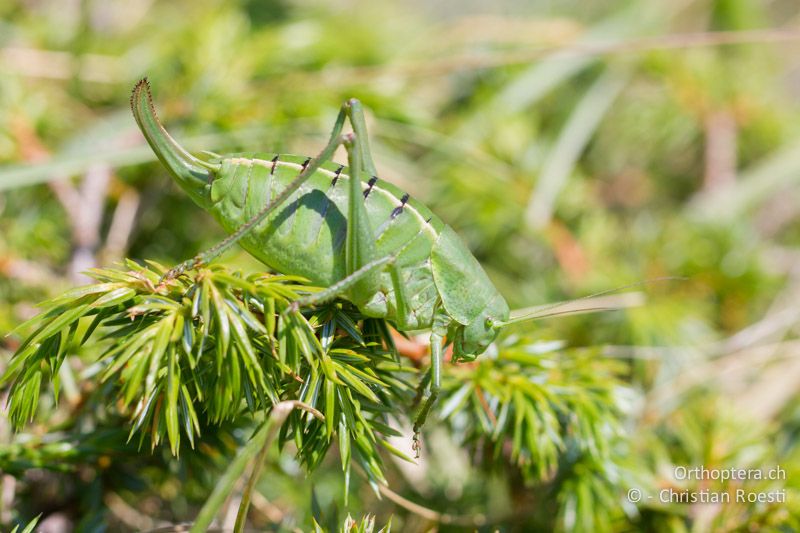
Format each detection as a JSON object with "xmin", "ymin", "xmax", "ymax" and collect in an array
[{"xmin": 495, "ymin": 277, "xmax": 683, "ymax": 327}]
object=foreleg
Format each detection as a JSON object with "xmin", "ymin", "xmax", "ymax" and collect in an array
[{"xmin": 412, "ymin": 306, "xmax": 450, "ymax": 457}]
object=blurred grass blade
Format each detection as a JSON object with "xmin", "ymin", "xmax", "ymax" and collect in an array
[
  {"xmin": 689, "ymin": 138, "xmax": 800, "ymax": 220},
  {"xmin": 191, "ymin": 401, "xmax": 322, "ymax": 533},
  {"xmin": 524, "ymin": 68, "xmax": 630, "ymax": 229}
]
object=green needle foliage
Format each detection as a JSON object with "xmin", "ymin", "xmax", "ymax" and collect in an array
[
  {"xmin": 3, "ymin": 260, "xmax": 414, "ymax": 489},
  {"xmin": 10, "ymin": 515, "xmax": 40, "ymax": 533},
  {"xmin": 441, "ymin": 339, "xmax": 627, "ymax": 479},
  {"xmin": 434, "ymin": 338, "xmax": 633, "ymax": 530},
  {"xmin": 3, "ymin": 258, "xmax": 638, "ymax": 529}
]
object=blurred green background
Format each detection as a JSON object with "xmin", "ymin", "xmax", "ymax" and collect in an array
[{"xmin": 1, "ymin": 0, "xmax": 800, "ymax": 530}]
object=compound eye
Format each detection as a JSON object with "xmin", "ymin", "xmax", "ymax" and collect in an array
[{"xmin": 485, "ymin": 316, "xmax": 494, "ymax": 328}]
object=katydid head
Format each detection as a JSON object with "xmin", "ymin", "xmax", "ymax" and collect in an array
[
  {"xmin": 453, "ymin": 293, "xmax": 509, "ymax": 361},
  {"xmin": 131, "ymin": 79, "xmax": 219, "ymax": 208}
]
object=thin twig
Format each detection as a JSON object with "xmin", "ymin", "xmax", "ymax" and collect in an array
[
  {"xmin": 249, "ymin": 490, "xmax": 285, "ymax": 524},
  {"xmin": 474, "ymin": 387, "xmax": 497, "ymax": 426},
  {"xmin": 105, "ymin": 491, "xmax": 170, "ymax": 531},
  {"xmin": 378, "ymin": 483, "xmax": 487, "ymax": 527},
  {"xmin": 223, "ymin": 492, "xmax": 243, "ymax": 531},
  {"xmin": 304, "ymin": 29, "xmax": 800, "ymax": 82},
  {"xmin": 143, "ymin": 523, "xmax": 209, "ymax": 532},
  {"xmin": 100, "ymin": 187, "xmax": 140, "ymax": 263},
  {"xmin": 67, "ymin": 164, "xmax": 111, "ymax": 283},
  {"xmin": 48, "ymin": 179, "xmax": 81, "ymax": 222},
  {"xmin": 0, "ymin": 475, "xmax": 15, "ymax": 524},
  {"xmin": 702, "ymin": 110, "xmax": 737, "ymax": 193},
  {"xmin": 0, "ymin": 257, "xmax": 61, "ymax": 288},
  {"xmin": 11, "ymin": 115, "xmax": 111, "ymax": 283},
  {"xmin": 0, "ymin": 47, "xmax": 124, "ymax": 83},
  {"xmin": 645, "ymin": 265, "xmax": 800, "ymax": 417}
]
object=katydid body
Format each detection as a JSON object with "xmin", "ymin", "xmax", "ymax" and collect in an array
[
  {"xmin": 131, "ymin": 79, "xmax": 510, "ymax": 446},
  {"xmin": 212, "ymin": 154, "xmax": 449, "ymax": 331}
]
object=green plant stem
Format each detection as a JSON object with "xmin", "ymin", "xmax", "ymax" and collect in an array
[{"xmin": 191, "ymin": 400, "xmax": 324, "ymax": 533}]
